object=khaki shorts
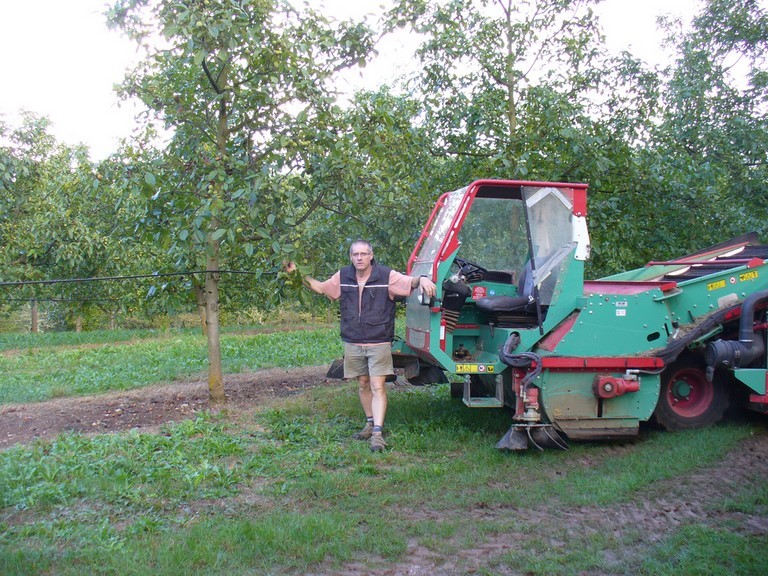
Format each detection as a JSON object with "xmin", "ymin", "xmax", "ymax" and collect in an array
[{"xmin": 343, "ymin": 342, "xmax": 394, "ymax": 378}]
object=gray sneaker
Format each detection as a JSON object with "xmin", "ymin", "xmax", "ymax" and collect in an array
[
  {"xmin": 352, "ymin": 422, "xmax": 373, "ymax": 440},
  {"xmin": 370, "ymin": 432, "xmax": 387, "ymax": 452}
]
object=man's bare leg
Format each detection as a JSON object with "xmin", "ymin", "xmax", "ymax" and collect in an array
[
  {"xmin": 357, "ymin": 375, "xmax": 373, "ymax": 418},
  {"xmin": 369, "ymin": 375, "xmax": 388, "ymax": 452},
  {"xmin": 355, "ymin": 375, "xmax": 388, "ymax": 450},
  {"xmin": 352, "ymin": 376, "xmax": 375, "ymax": 440},
  {"xmin": 369, "ymin": 375, "xmax": 388, "ymax": 427}
]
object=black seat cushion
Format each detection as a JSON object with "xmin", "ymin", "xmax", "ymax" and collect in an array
[{"xmin": 475, "ymin": 295, "xmax": 532, "ymax": 313}]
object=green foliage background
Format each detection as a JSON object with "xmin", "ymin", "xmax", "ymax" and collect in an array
[{"xmin": 2, "ymin": 0, "xmax": 768, "ymax": 327}]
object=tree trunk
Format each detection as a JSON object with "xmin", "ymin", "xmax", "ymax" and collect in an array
[
  {"xmin": 30, "ymin": 299, "xmax": 39, "ymax": 333},
  {"xmin": 205, "ymin": 244, "xmax": 226, "ymax": 404},
  {"xmin": 204, "ymin": 59, "xmax": 229, "ymax": 405},
  {"xmin": 75, "ymin": 316, "xmax": 83, "ymax": 333},
  {"xmin": 195, "ymin": 282, "xmax": 208, "ymax": 336}
]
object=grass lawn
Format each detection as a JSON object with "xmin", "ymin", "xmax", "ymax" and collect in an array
[
  {"xmin": 0, "ymin": 325, "xmax": 342, "ymax": 404},
  {"xmin": 0, "ymin": 327, "xmax": 767, "ymax": 575}
]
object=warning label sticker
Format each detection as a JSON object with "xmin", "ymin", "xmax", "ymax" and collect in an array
[
  {"xmin": 707, "ymin": 279, "xmax": 727, "ymax": 291},
  {"xmin": 455, "ymin": 364, "xmax": 495, "ymax": 374},
  {"xmin": 472, "ymin": 286, "xmax": 487, "ymax": 300}
]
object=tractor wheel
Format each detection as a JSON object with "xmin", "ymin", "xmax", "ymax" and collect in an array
[{"xmin": 653, "ymin": 356, "xmax": 730, "ymax": 431}]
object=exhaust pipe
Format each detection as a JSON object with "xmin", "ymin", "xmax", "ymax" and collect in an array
[{"xmin": 704, "ymin": 288, "xmax": 768, "ymax": 377}]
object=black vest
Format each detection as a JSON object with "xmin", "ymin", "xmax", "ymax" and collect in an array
[{"xmin": 339, "ymin": 263, "xmax": 396, "ymax": 344}]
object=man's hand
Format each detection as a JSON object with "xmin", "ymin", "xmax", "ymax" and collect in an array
[
  {"xmin": 282, "ymin": 261, "xmax": 309, "ymax": 292},
  {"xmin": 416, "ymin": 275, "xmax": 437, "ymax": 298},
  {"xmin": 283, "ymin": 261, "xmax": 320, "ymax": 292}
]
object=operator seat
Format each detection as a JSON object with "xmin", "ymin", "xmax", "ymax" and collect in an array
[{"xmin": 474, "ymin": 260, "xmax": 535, "ymax": 314}]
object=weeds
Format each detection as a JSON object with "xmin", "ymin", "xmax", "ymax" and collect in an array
[
  {"xmin": 0, "ymin": 326, "xmax": 341, "ymax": 404},
  {"xmin": 1, "ymin": 393, "xmax": 766, "ymax": 574},
  {"xmin": 0, "ymin": 328, "xmax": 767, "ymax": 575}
]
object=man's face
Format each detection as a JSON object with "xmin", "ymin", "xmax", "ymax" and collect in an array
[{"xmin": 349, "ymin": 243, "xmax": 373, "ymax": 272}]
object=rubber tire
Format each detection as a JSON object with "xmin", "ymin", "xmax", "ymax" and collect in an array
[
  {"xmin": 653, "ymin": 355, "xmax": 730, "ymax": 431},
  {"xmin": 407, "ymin": 364, "xmax": 448, "ymax": 386}
]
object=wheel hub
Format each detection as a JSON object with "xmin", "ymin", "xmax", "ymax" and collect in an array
[
  {"xmin": 655, "ymin": 359, "xmax": 727, "ymax": 430},
  {"xmin": 672, "ymin": 378, "xmax": 692, "ymax": 401},
  {"xmin": 666, "ymin": 368, "xmax": 715, "ymax": 418}
]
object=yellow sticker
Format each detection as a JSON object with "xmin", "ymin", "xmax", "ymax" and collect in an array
[
  {"xmin": 707, "ymin": 279, "xmax": 726, "ymax": 291},
  {"xmin": 455, "ymin": 364, "xmax": 495, "ymax": 374},
  {"xmin": 740, "ymin": 270, "xmax": 759, "ymax": 282}
]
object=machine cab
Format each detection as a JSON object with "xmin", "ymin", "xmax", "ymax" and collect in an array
[{"xmin": 403, "ymin": 180, "xmax": 590, "ymax": 372}]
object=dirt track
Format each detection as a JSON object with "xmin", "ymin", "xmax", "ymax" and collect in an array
[{"xmin": 0, "ymin": 365, "xmax": 334, "ymax": 449}]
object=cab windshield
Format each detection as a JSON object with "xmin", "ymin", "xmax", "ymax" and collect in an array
[
  {"xmin": 411, "ymin": 184, "xmax": 576, "ymax": 298},
  {"xmin": 456, "ymin": 197, "xmax": 527, "ymax": 275}
]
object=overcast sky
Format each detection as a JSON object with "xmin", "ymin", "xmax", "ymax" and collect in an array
[{"xmin": 0, "ymin": 0, "xmax": 699, "ymax": 160}]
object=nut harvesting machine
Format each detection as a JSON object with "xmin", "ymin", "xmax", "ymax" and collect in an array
[{"xmin": 390, "ymin": 179, "xmax": 768, "ymax": 450}]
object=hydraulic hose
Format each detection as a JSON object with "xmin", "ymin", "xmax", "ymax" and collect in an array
[
  {"xmin": 739, "ymin": 288, "xmax": 768, "ymax": 343},
  {"xmin": 499, "ymin": 332, "xmax": 542, "ymax": 389},
  {"xmin": 705, "ymin": 288, "xmax": 768, "ymax": 372}
]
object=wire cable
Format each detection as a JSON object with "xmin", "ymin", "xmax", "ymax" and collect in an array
[
  {"xmin": 3, "ymin": 297, "xmax": 120, "ymax": 303},
  {"xmin": 0, "ymin": 269, "xmax": 263, "ymax": 288}
]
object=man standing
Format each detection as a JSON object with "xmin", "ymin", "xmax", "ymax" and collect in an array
[{"xmin": 293, "ymin": 240, "xmax": 436, "ymax": 452}]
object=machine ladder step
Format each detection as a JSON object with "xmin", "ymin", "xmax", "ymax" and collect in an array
[{"xmin": 462, "ymin": 376, "xmax": 504, "ymax": 408}]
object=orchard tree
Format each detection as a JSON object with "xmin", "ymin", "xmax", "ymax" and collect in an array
[
  {"xmin": 0, "ymin": 113, "xmax": 140, "ymax": 331},
  {"xmin": 653, "ymin": 0, "xmax": 768, "ymax": 247},
  {"xmin": 0, "ymin": 113, "xmax": 58, "ymax": 291},
  {"xmin": 0, "ymin": 114, "xmax": 47, "ymax": 326},
  {"xmin": 383, "ymin": 0, "xmax": 669, "ymax": 277},
  {"xmin": 107, "ymin": 0, "xmax": 375, "ymax": 402},
  {"xmin": 386, "ymin": 0, "xmax": 620, "ymax": 182},
  {"xmin": 592, "ymin": 0, "xmax": 768, "ymax": 275},
  {"xmin": 287, "ymin": 86, "xmax": 444, "ymax": 282}
]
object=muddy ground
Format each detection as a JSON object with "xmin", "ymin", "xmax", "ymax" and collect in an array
[
  {"xmin": 0, "ymin": 366, "xmax": 333, "ymax": 448},
  {"xmin": 1, "ymin": 368, "xmax": 767, "ymax": 575}
]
